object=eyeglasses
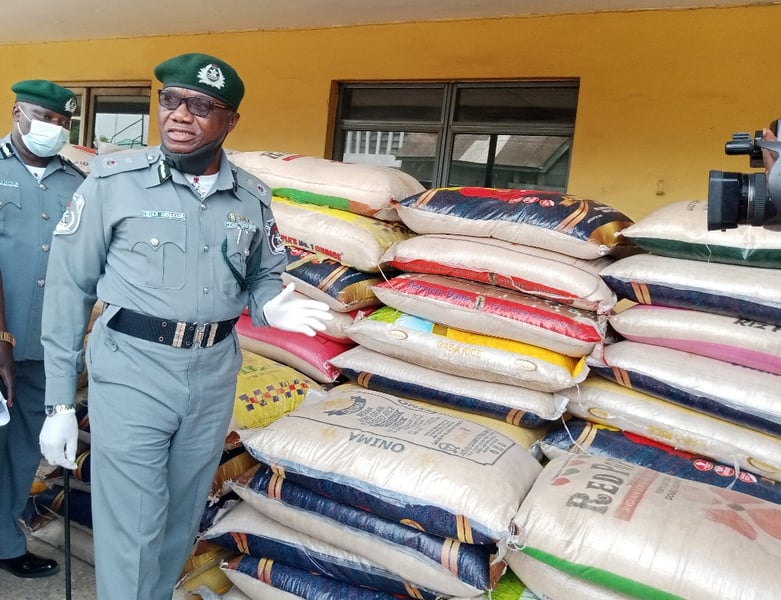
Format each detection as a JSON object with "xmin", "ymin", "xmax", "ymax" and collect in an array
[{"xmin": 157, "ymin": 89, "xmax": 232, "ymax": 118}]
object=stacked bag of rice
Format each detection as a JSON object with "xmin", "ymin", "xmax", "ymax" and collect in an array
[
  {"xmin": 332, "ymin": 186, "xmax": 632, "ymax": 428},
  {"xmin": 556, "ymin": 199, "xmax": 781, "ymax": 485},
  {"xmin": 199, "ymin": 383, "xmax": 545, "ymax": 598},
  {"xmin": 228, "ymin": 151, "xmax": 423, "ymax": 382}
]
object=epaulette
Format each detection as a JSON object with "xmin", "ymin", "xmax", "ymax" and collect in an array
[
  {"xmin": 232, "ymin": 165, "xmax": 272, "ymax": 204},
  {"xmin": 58, "ymin": 155, "xmax": 88, "ymax": 178},
  {"xmin": 89, "ymin": 148, "xmax": 160, "ymax": 179}
]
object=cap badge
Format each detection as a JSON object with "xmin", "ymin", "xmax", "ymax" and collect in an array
[
  {"xmin": 64, "ymin": 97, "xmax": 78, "ymax": 114},
  {"xmin": 197, "ymin": 64, "xmax": 226, "ymax": 90}
]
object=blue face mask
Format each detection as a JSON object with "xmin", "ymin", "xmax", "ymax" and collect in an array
[{"xmin": 17, "ymin": 107, "xmax": 70, "ymax": 157}]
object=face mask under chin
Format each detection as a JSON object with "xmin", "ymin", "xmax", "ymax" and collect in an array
[{"xmin": 160, "ymin": 137, "xmax": 225, "ymax": 175}]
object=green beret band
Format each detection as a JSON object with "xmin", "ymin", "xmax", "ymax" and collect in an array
[
  {"xmin": 11, "ymin": 79, "xmax": 77, "ymax": 116},
  {"xmin": 154, "ymin": 53, "xmax": 244, "ymax": 110}
]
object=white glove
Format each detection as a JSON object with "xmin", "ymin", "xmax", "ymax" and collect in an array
[
  {"xmin": 39, "ymin": 413, "xmax": 79, "ymax": 470},
  {"xmin": 263, "ymin": 283, "xmax": 333, "ymax": 337}
]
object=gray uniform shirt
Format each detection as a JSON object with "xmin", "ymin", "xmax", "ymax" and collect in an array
[
  {"xmin": 0, "ymin": 135, "xmax": 85, "ymax": 361},
  {"xmin": 41, "ymin": 146, "xmax": 286, "ymax": 405}
]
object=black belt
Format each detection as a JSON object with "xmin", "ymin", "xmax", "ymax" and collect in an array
[{"xmin": 107, "ymin": 308, "xmax": 238, "ymax": 348}]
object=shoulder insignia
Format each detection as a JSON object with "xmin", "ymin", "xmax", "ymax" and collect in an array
[
  {"xmin": 0, "ymin": 143, "xmax": 13, "ymax": 159},
  {"xmin": 88, "ymin": 148, "xmax": 159, "ymax": 179},
  {"xmin": 233, "ymin": 166, "xmax": 271, "ymax": 205},
  {"xmin": 58, "ymin": 155, "xmax": 88, "ymax": 178}
]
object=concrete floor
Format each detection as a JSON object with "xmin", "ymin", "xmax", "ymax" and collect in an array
[{"xmin": 0, "ymin": 531, "xmax": 96, "ymax": 600}]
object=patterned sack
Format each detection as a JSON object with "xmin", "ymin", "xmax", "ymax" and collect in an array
[
  {"xmin": 372, "ymin": 273, "xmax": 606, "ymax": 357},
  {"xmin": 588, "ymin": 340, "xmax": 781, "ymax": 437},
  {"xmin": 231, "ymin": 348, "xmax": 319, "ymax": 430},
  {"xmin": 222, "ymin": 554, "xmax": 401, "ymax": 600},
  {"xmin": 557, "ymin": 376, "xmax": 781, "ymax": 483},
  {"xmin": 381, "ymin": 233, "xmax": 616, "ymax": 314},
  {"xmin": 271, "ymin": 196, "xmax": 413, "ymax": 272},
  {"xmin": 283, "ymin": 246, "xmax": 384, "ymax": 312},
  {"xmin": 619, "ymin": 199, "xmax": 781, "ymax": 268},
  {"xmin": 344, "ymin": 306, "xmax": 588, "ymax": 392},
  {"xmin": 229, "ymin": 463, "xmax": 498, "ymax": 598},
  {"xmin": 238, "ymin": 384, "xmax": 543, "ymax": 544},
  {"xmin": 392, "ymin": 187, "xmax": 633, "ymax": 259},
  {"xmin": 600, "ymin": 253, "xmax": 781, "ymax": 326},
  {"xmin": 228, "ymin": 150, "xmax": 424, "ymax": 221},
  {"xmin": 508, "ymin": 454, "xmax": 781, "ymax": 600},
  {"xmin": 330, "ymin": 345, "xmax": 566, "ymax": 427},
  {"xmin": 203, "ymin": 501, "xmax": 443, "ymax": 599},
  {"xmin": 538, "ymin": 419, "xmax": 781, "ymax": 504}
]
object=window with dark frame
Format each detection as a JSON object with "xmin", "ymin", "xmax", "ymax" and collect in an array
[
  {"xmin": 333, "ymin": 80, "xmax": 579, "ymax": 191},
  {"xmin": 59, "ymin": 82, "xmax": 151, "ymax": 150}
]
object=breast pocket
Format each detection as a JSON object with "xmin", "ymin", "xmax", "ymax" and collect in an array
[
  {"xmin": 0, "ymin": 185, "xmax": 21, "ymax": 236},
  {"xmin": 125, "ymin": 218, "xmax": 187, "ymax": 289},
  {"xmin": 221, "ymin": 223, "xmax": 255, "ymax": 295}
]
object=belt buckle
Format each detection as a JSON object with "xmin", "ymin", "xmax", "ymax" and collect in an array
[{"xmin": 194, "ymin": 322, "xmax": 219, "ymax": 348}]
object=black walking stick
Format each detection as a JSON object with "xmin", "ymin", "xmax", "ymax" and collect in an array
[{"xmin": 63, "ymin": 467, "xmax": 72, "ymax": 600}]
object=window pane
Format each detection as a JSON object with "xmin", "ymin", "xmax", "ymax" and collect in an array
[
  {"xmin": 94, "ymin": 95, "xmax": 150, "ymax": 148},
  {"xmin": 342, "ymin": 130, "xmax": 436, "ymax": 188},
  {"xmin": 454, "ymin": 85, "xmax": 579, "ymax": 128},
  {"xmin": 340, "ymin": 87, "xmax": 443, "ymax": 122},
  {"xmin": 448, "ymin": 133, "xmax": 571, "ymax": 191}
]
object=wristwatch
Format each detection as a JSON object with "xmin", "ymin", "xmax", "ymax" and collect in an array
[
  {"xmin": 0, "ymin": 331, "xmax": 14, "ymax": 347},
  {"xmin": 45, "ymin": 404, "xmax": 76, "ymax": 416}
]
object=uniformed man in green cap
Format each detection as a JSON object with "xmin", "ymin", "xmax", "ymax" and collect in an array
[
  {"xmin": 0, "ymin": 79, "xmax": 83, "ymax": 579},
  {"xmin": 39, "ymin": 53, "xmax": 332, "ymax": 599}
]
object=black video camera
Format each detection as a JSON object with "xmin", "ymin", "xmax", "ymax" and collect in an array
[{"xmin": 707, "ymin": 119, "xmax": 781, "ymax": 230}]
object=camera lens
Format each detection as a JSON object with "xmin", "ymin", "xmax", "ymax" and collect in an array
[{"xmin": 707, "ymin": 171, "xmax": 768, "ymax": 230}]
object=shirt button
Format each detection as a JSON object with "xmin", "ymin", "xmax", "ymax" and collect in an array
[
  {"xmin": 150, "ymin": 237, "xmax": 160, "ymax": 247},
  {"xmin": 203, "ymin": 245, "xmax": 209, "ymax": 252},
  {"xmin": 37, "ymin": 279, "xmax": 46, "ymax": 287},
  {"xmin": 200, "ymin": 203, "xmax": 207, "ymax": 210},
  {"xmin": 42, "ymin": 212, "xmax": 50, "ymax": 220},
  {"xmin": 39, "ymin": 183, "xmax": 47, "ymax": 190},
  {"xmin": 42, "ymin": 244, "xmax": 50, "ymax": 252},
  {"xmin": 202, "ymin": 288, "xmax": 209, "ymax": 295}
]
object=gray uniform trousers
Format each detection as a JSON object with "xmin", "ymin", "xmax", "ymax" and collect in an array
[
  {"xmin": 86, "ymin": 315, "xmax": 241, "ymax": 600},
  {"xmin": 0, "ymin": 360, "xmax": 45, "ymax": 558}
]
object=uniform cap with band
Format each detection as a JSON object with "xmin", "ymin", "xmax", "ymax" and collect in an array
[
  {"xmin": 154, "ymin": 53, "xmax": 244, "ymax": 110},
  {"xmin": 11, "ymin": 79, "xmax": 78, "ymax": 116}
]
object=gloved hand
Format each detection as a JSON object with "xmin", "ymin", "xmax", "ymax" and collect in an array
[
  {"xmin": 39, "ymin": 413, "xmax": 79, "ymax": 470},
  {"xmin": 263, "ymin": 283, "xmax": 333, "ymax": 337}
]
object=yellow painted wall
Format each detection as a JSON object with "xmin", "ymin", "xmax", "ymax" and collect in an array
[{"xmin": 1, "ymin": 5, "xmax": 779, "ymax": 221}]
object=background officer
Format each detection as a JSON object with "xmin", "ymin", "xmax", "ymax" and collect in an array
[
  {"xmin": 0, "ymin": 79, "xmax": 83, "ymax": 579},
  {"xmin": 38, "ymin": 53, "xmax": 331, "ymax": 600}
]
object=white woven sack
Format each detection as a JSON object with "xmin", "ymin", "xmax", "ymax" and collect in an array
[
  {"xmin": 508, "ymin": 454, "xmax": 781, "ymax": 600},
  {"xmin": 229, "ymin": 151, "xmax": 424, "ymax": 221},
  {"xmin": 381, "ymin": 234, "xmax": 616, "ymax": 314},
  {"xmin": 609, "ymin": 304, "xmax": 781, "ymax": 375},
  {"xmin": 619, "ymin": 199, "xmax": 781, "ymax": 268},
  {"xmin": 271, "ymin": 196, "xmax": 412, "ymax": 272},
  {"xmin": 505, "ymin": 550, "xmax": 633, "ymax": 600},
  {"xmin": 344, "ymin": 312, "xmax": 588, "ymax": 392},
  {"xmin": 329, "ymin": 345, "xmax": 567, "ymax": 422},
  {"xmin": 588, "ymin": 340, "xmax": 781, "ymax": 436},
  {"xmin": 557, "ymin": 376, "xmax": 781, "ymax": 482},
  {"xmin": 238, "ymin": 384, "xmax": 542, "ymax": 544}
]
